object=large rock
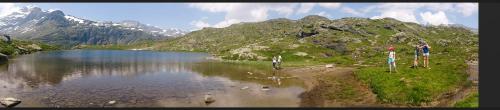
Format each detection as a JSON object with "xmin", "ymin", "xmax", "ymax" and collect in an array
[
  {"xmin": 325, "ymin": 64, "xmax": 335, "ymax": 68},
  {"xmin": 27, "ymin": 44, "xmax": 42, "ymax": 51},
  {"xmin": 297, "ymin": 29, "xmax": 319, "ymax": 38},
  {"xmin": 1, "ymin": 97, "xmax": 21, "ymax": 108},
  {"xmin": 0, "ymin": 53, "xmax": 8, "ymax": 64},
  {"xmin": 204, "ymin": 93, "xmax": 215, "ymax": 104}
]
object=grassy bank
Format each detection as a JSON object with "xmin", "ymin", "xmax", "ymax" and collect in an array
[
  {"xmin": 454, "ymin": 92, "xmax": 479, "ymax": 107},
  {"xmin": 0, "ymin": 39, "xmax": 58, "ymax": 56},
  {"xmin": 355, "ymin": 44, "xmax": 473, "ymax": 105}
]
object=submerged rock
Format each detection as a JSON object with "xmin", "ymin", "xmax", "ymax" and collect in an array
[
  {"xmin": 1, "ymin": 97, "xmax": 21, "ymax": 108},
  {"xmin": 107, "ymin": 100, "xmax": 116, "ymax": 105},
  {"xmin": 241, "ymin": 86, "xmax": 249, "ymax": 90},
  {"xmin": 261, "ymin": 86, "xmax": 270, "ymax": 91}
]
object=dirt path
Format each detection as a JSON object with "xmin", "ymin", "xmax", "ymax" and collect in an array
[
  {"xmin": 281, "ymin": 65, "xmax": 353, "ymax": 90},
  {"xmin": 280, "ymin": 65, "xmax": 382, "ymax": 107}
]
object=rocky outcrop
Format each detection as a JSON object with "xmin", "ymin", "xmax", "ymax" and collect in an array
[{"xmin": 297, "ymin": 29, "xmax": 319, "ymax": 38}]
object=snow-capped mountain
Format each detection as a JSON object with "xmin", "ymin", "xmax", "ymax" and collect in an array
[
  {"xmin": 100, "ymin": 20, "xmax": 187, "ymax": 37},
  {"xmin": 0, "ymin": 6, "xmax": 188, "ymax": 47}
]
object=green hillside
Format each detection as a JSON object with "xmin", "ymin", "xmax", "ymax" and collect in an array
[
  {"xmin": 119, "ymin": 15, "xmax": 479, "ymax": 106},
  {"xmin": 0, "ymin": 38, "xmax": 58, "ymax": 56},
  {"xmin": 139, "ymin": 15, "xmax": 477, "ymax": 65}
]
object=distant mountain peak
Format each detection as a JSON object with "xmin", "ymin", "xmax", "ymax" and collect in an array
[{"xmin": 0, "ymin": 6, "xmax": 189, "ymax": 47}]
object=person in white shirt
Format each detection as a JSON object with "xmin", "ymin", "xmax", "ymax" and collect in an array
[
  {"xmin": 277, "ymin": 55, "xmax": 282, "ymax": 69},
  {"xmin": 272, "ymin": 56, "xmax": 277, "ymax": 70},
  {"xmin": 387, "ymin": 45, "xmax": 397, "ymax": 73}
]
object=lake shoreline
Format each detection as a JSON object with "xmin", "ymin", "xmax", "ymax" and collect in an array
[
  {"xmin": 218, "ymin": 58, "xmax": 477, "ymax": 107},
  {"xmin": 2, "ymin": 49, "xmax": 473, "ymax": 107}
]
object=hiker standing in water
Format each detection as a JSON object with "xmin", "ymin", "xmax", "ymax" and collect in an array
[
  {"xmin": 272, "ymin": 56, "xmax": 278, "ymax": 70},
  {"xmin": 422, "ymin": 43, "xmax": 431, "ymax": 69},
  {"xmin": 387, "ymin": 45, "xmax": 397, "ymax": 73},
  {"xmin": 411, "ymin": 45, "xmax": 422, "ymax": 68},
  {"xmin": 277, "ymin": 55, "xmax": 282, "ymax": 69}
]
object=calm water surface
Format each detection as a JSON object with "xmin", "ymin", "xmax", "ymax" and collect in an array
[{"xmin": 0, "ymin": 50, "xmax": 305, "ymax": 107}]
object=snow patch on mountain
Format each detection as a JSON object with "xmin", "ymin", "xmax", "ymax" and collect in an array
[{"xmin": 64, "ymin": 15, "xmax": 85, "ymax": 24}]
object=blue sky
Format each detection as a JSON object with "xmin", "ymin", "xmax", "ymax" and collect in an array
[{"xmin": 0, "ymin": 3, "xmax": 478, "ymax": 31}]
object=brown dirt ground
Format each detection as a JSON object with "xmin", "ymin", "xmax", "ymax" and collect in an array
[{"xmin": 280, "ymin": 65, "xmax": 384, "ymax": 107}]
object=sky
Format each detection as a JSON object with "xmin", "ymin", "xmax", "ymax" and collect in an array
[{"xmin": 0, "ymin": 3, "xmax": 478, "ymax": 31}]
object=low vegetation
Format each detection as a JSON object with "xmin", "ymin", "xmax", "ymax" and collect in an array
[
  {"xmin": 0, "ymin": 39, "xmax": 58, "ymax": 56},
  {"xmin": 454, "ymin": 92, "xmax": 479, "ymax": 107}
]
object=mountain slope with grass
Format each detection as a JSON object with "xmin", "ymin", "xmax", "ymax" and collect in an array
[
  {"xmin": 0, "ymin": 38, "xmax": 58, "ymax": 57},
  {"xmin": 135, "ymin": 15, "xmax": 478, "ymax": 106},
  {"xmin": 139, "ymin": 15, "xmax": 477, "ymax": 65}
]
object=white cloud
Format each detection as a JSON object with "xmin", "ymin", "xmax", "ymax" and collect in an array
[
  {"xmin": 296, "ymin": 3, "xmax": 315, "ymax": 14},
  {"xmin": 366, "ymin": 3, "xmax": 477, "ymax": 25},
  {"xmin": 368, "ymin": 3, "xmax": 424, "ymax": 23},
  {"xmin": 213, "ymin": 19, "xmax": 241, "ymax": 28},
  {"xmin": 341, "ymin": 7, "xmax": 362, "ymax": 16},
  {"xmin": 316, "ymin": 11, "xmax": 331, "ymax": 18},
  {"xmin": 0, "ymin": 3, "xmax": 20, "ymax": 17},
  {"xmin": 424, "ymin": 3, "xmax": 454, "ymax": 12},
  {"xmin": 189, "ymin": 3, "xmax": 296, "ymax": 28},
  {"xmin": 420, "ymin": 11, "xmax": 451, "ymax": 26},
  {"xmin": 188, "ymin": 3, "xmax": 476, "ymax": 29},
  {"xmin": 370, "ymin": 9, "xmax": 419, "ymax": 23},
  {"xmin": 318, "ymin": 3, "xmax": 342, "ymax": 9},
  {"xmin": 455, "ymin": 3, "xmax": 478, "ymax": 17},
  {"xmin": 190, "ymin": 17, "xmax": 211, "ymax": 30}
]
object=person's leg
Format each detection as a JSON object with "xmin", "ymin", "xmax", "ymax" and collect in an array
[
  {"xmin": 413, "ymin": 56, "xmax": 418, "ymax": 68},
  {"xmin": 426, "ymin": 54, "xmax": 430, "ymax": 69},
  {"xmin": 424, "ymin": 56, "xmax": 428, "ymax": 68},
  {"xmin": 423, "ymin": 57, "xmax": 426, "ymax": 68},
  {"xmin": 415, "ymin": 59, "xmax": 418, "ymax": 68},
  {"xmin": 389, "ymin": 63, "xmax": 392, "ymax": 73},
  {"xmin": 388, "ymin": 60, "xmax": 392, "ymax": 73},
  {"xmin": 278, "ymin": 62, "xmax": 281, "ymax": 69},
  {"xmin": 393, "ymin": 62, "xmax": 397, "ymax": 72}
]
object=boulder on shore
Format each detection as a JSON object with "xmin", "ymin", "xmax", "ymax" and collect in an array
[
  {"xmin": 325, "ymin": 64, "xmax": 334, "ymax": 68},
  {"xmin": 204, "ymin": 93, "xmax": 215, "ymax": 104},
  {"xmin": 1, "ymin": 97, "xmax": 21, "ymax": 108}
]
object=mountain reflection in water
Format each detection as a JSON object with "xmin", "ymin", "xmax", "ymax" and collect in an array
[{"xmin": 0, "ymin": 50, "xmax": 304, "ymax": 107}]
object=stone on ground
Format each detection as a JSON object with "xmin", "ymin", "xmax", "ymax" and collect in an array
[
  {"xmin": 0, "ymin": 97, "xmax": 21, "ymax": 108},
  {"xmin": 325, "ymin": 64, "xmax": 334, "ymax": 68}
]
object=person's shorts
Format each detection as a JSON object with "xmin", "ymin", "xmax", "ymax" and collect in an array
[
  {"xmin": 423, "ymin": 53, "xmax": 429, "ymax": 57},
  {"xmin": 414, "ymin": 55, "xmax": 418, "ymax": 60},
  {"xmin": 387, "ymin": 58, "xmax": 395, "ymax": 64}
]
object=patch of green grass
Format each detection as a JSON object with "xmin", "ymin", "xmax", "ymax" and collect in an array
[
  {"xmin": 355, "ymin": 48, "xmax": 469, "ymax": 105},
  {"xmin": 454, "ymin": 92, "xmax": 478, "ymax": 108},
  {"xmin": 0, "ymin": 39, "xmax": 58, "ymax": 56}
]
